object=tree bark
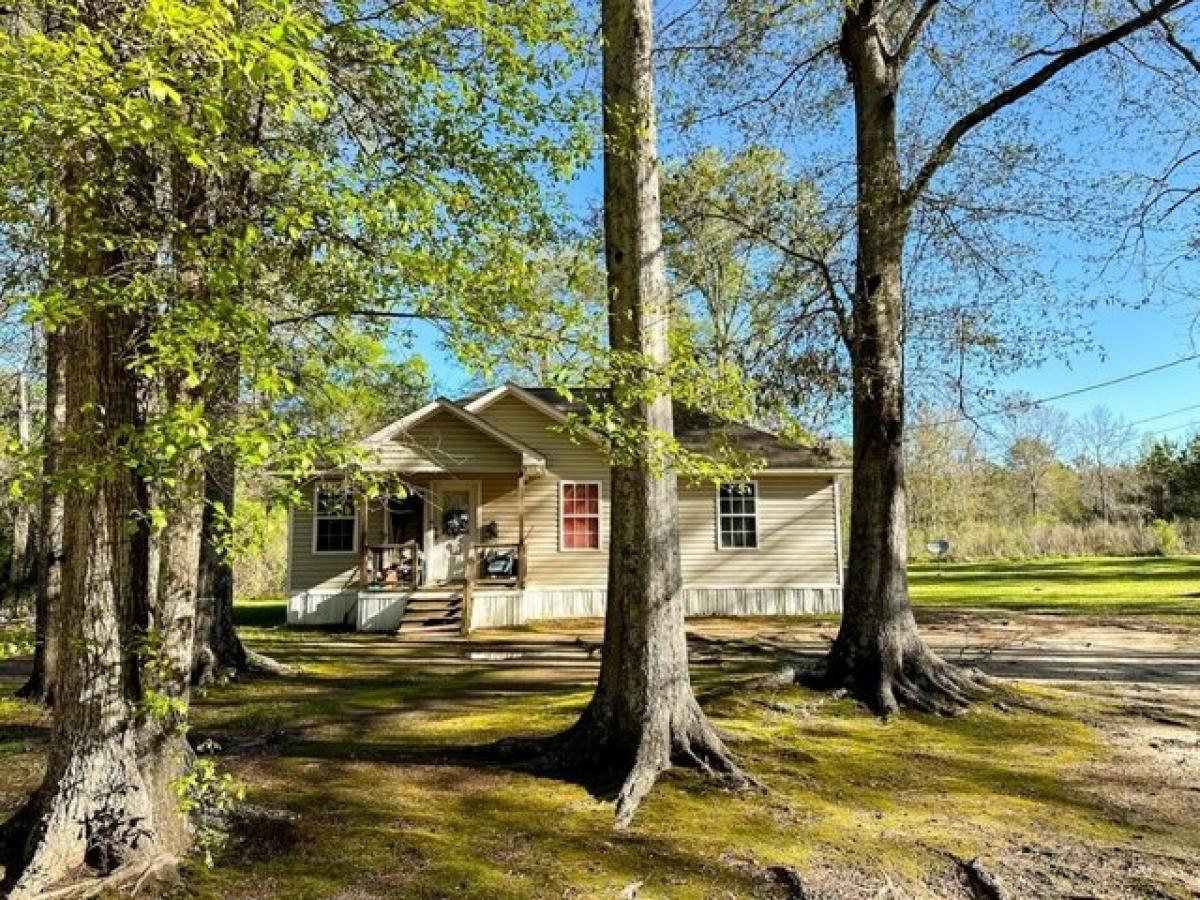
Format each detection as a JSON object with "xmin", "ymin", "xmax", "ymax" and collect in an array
[
  {"xmin": 2, "ymin": 301, "xmax": 196, "ymax": 898},
  {"xmin": 512, "ymin": 0, "xmax": 745, "ymax": 826},
  {"xmin": 804, "ymin": 4, "xmax": 984, "ymax": 716},
  {"xmin": 2, "ymin": 131, "xmax": 203, "ymax": 893},
  {"xmin": 6, "ymin": 370, "xmax": 35, "ymax": 605},
  {"xmin": 191, "ymin": 361, "xmax": 248, "ymax": 685},
  {"xmin": 16, "ymin": 328, "xmax": 65, "ymax": 704}
]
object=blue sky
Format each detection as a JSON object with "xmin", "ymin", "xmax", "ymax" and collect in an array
[
  {"xmin": 410, "ymin": 146, "xmax": 1199, "ymax": 446},
  {"xmin": 411, "ymin": 236, "xmax": 1199, "ymax": 445},
  {"xmin": 408, "ymin": 7, "xmax": 1200, "ymax": 447}
]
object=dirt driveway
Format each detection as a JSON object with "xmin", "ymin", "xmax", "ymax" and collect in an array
[{"xmin": 471, "ymin": 610, "xmax": 1200, "ymax": 898}]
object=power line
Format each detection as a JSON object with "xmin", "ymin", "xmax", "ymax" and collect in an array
[
  {"xmin": 1129, "ymin": 402, "xmax": 1200, "ymax": 427},
  {"xmin": 1145, "ymin": 417, "xmax": 1200, "ymax": 438},
  {"xmin": 917, "ymin": 351, "xmax": 1200, "ymax": 429}
]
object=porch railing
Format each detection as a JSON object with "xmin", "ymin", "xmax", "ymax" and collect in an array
[{"xmin": 362, "ymin": 540, "xmax": 421, "ymax": 591}]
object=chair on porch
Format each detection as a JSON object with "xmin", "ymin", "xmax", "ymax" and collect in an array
[{"xmin": 367, "ymin": 541, "xmax": 423, "ymax": 591}]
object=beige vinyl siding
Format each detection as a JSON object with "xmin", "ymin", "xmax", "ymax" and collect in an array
[
  {"xmin": 289, "ymin": 484, "xmax": 389, "ymax": 593},
  {"xmin": 474, "ymin": 394, "xmax": 610, "ymax": 586},
  {"xmin": 369, "ymin": 408, "xmax": 522, "ymax": 473},
  {"xmin": 678, "ymin": 475, "xmax": 839, "ymax": 586},
  {"xmin": 289, "ymin": 395, "xmax": 841, "ymax": 595}
]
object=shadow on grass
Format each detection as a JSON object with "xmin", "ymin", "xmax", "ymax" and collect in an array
[
  {"xmin": 233, "ymin": 598, "xmax": 287, "ymax": 628},
  {"xmin": 910, "ymin": 555, "xmax": 1200, "ymax": 575}
]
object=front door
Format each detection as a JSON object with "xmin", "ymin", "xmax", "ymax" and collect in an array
[{"xmin": 426, "ymin": 481, "xmax": 478, "ymax": 583}]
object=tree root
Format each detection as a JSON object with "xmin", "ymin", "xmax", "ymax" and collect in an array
[
  {"xmin": 19, "ymin": 853, "xmax": 180, "ymax": 899},
  {"xmin": 802, "ymin": 637, "xmax": 992, "ymax": 717},
  {"xmin": 192, "ymin": 647, "xmax": 297, "ymax": 687},
  {"xmin": 245, "ymin": 648, "xmax": 298, "ymax": 677},
  {"xmin": 1, "ymin": 734, "xmax": 190, "ymax": 900},
  {"xmin": 491, "ymin": 699, "xmax": 753, "ymax": 828},
  {"xmin": 13, "ymin": 675, "xmax": 51, "ymax": 705}
]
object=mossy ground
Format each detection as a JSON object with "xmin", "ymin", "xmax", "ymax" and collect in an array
[{"xmin": 0, "ymin": 556, "xmax": 1197, "ymax": 897}]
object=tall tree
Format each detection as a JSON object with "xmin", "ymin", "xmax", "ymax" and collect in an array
[
  {"xmin": 16, "ymin": 327, "xmax": 64, "ymax": 703},
  {"xmin": 0, "ymin": 0, "xmax": 588, "ymax": 890},
  {"xmin": 661, "ymin": 146, "xmax": 846, "ymax": 427},
  {"xmin": 513, "ymin": 0, "xmax": 746, "ymax": 827},
  {"xmin": 4, "ymin": 369, "xmax": 34, "ymax": 603},
  {"xmin": 1075, "ymin": 405, "xmax": 1137, "ymax": 522},
  {"xmin": 666, "ymin": 0, "xmax": 1199, "ymax": 713},
  {"xmin": 999, "ymin": 401, "xmax": 1070, "ymax": 519}
]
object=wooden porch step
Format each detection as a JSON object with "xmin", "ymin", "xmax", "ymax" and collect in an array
[
  {"xmin": 403, "ymin": 602, "xmax": 458, "ymax": 619},
  {"xmin": 396, "ymin": 622, "xmax": 462, "ymax": 640}
]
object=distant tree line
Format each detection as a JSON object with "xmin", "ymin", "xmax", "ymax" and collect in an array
[{"xmin": 906, "ymin": 402, "xmax": 1200, "ymax": 558}]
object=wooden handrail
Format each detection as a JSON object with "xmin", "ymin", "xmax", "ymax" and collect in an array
[
  {"xmin": 460, "ymin": 539, "xmax": 476, "ymax": 636},
  {"xmin": 518, "ymin": 528, "xmax": 527, "ymax": 590}
]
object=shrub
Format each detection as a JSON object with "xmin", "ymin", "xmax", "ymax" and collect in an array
[
  {"xmin": 910, "ymin": 518, "xmax": 1200, "ymax": 561},
  {"xmin": 1149, "ymin": 519, "xmax": 1183, "ymax": 556}
]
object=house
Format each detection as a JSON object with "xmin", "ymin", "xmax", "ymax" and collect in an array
[{"xmin": 286, "ymin": 384, "xmax": 849, "ymax": 634}]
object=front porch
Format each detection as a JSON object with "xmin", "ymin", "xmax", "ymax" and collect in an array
[{"xmin": 352, "ymin": 469, "xmax": 533, "ymax": 636}]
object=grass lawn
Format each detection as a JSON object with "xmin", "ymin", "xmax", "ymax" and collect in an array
[
  {"xmin": 0, "ymin": 556, "xmax": 1196, "ymax": 898},
  {"xmin": 910, "ymin": 555, "xmax": 1200, "ymax": 618}
]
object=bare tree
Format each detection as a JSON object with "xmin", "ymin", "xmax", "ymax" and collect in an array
[
  {"xmin": 999, "ymin": 400, "xmax": 1071, "ymax": 519},
  {"xmin": 1074, "ymin": 405, "xmax": 1138, "ymax": 522}
]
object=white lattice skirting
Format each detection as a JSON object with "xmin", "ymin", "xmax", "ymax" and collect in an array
[
  {"xmin": 288, "ymin": 585, "xmax": 842, "ymax": 632},
  {"xmin": 466, "ymin": 585, "xmax": 842, "ymax": 630}
]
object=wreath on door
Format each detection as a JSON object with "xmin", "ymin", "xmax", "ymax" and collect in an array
[{"xmin": 442, "ymin": 508, "xmax": 470, "ymax": 537}]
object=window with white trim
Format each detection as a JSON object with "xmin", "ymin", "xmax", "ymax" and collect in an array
[
  {"xmin": 717, "ymin": 482, "xmax": 758, "ymax": 549},
  {"xmin": 313, "ymin": 484, "xmax": 357, "ymax": 553},
  {"xmin": 560, "ymin": 481, "xmax": 601, "ymax": 550}
]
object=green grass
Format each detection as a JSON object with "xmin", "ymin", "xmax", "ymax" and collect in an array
[
  {"xmin": 910, "ymin": 555, "xmax": 1200, "ymax": 618},
  {"xmin": 0, "ymin": 557, "xmax": 1196, "ymax": 897},
  {"xmin": 167, "ymin": 631, "xmax": 1158, "ymax": 899},
  {"xmin": 236, "ymin": 555, "xmax": 1200, "ymax": 630},
  {"xmin": 232, "ymin": 595, "xmax": 287, "ymax": 628}
]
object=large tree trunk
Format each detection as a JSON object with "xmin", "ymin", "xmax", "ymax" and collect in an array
[
  {"xmin": 2, "ymin": 130, "xmax": 204, "ymax": 892},
  {"xmin": 6, "ymin": 370, "xmax": 35, "ymax": 604},
  {"xmin": 16, "ymin": 328, "xmax": 65, "ymax": 704},
  {"xmin": 807, "ymin": 5, "xmax": 984, "ymax": 716},
  {"xmin": 514, "ymin": 0, "xmax": 745, "ymax": 827},
  {"xmin": 3, "ymin": 307, "xmax": 198, "ymax": 897}
]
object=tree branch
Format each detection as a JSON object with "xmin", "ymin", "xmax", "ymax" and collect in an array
[
  {"xmin": 893, "ymin": 0, "xmax": 941, "ymax": 67},
  {"xmin": 903, "ymin": 0, "xmax": 1196, "ymax": 209},
  {"xmin": 1156, "ymin": 9, "xmax": 1200, "ymax": 72}
]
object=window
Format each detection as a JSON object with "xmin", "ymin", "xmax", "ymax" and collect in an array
[
  {"xmin": 560, "ymin": 481, "xmax": 601, "ymax": 550},
  {"xmin": 717, "ymin": 482, "xmax": 758, "ymax": 549},
  {"xmin": 313, "ymin": 484, "xmax": 357, "ymax": 553}
]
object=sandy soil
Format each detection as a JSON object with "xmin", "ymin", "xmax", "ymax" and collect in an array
[{"xmin": 480, "ymin": 612, "xmax": 1200, "ymax": 899}]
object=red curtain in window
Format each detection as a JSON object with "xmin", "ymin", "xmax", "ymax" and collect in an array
[{"xmin": 562, "ymin": 483, "xmax": 600, "ymax": 549}]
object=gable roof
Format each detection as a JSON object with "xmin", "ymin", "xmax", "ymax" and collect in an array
[
  {"xmin": 362, "ymin": 383, "xmax": 847, "ymax": 474},
  {"xmin": 481, "ymin": 385, "xmax": 848, "ymax": 472},
  {"xmin": 462, "ymin": 383, "xmax": 605, "ymax": 445},
  {"xmin": 363, "ymin": 397, "xmax": 547, "ymax": 473}
]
